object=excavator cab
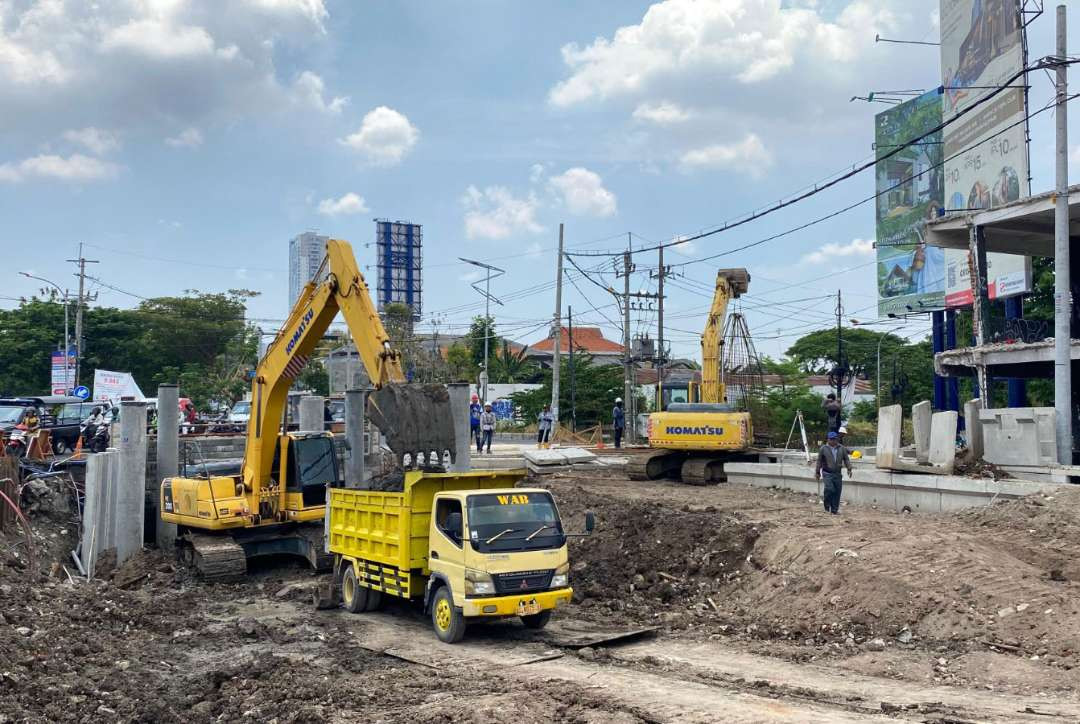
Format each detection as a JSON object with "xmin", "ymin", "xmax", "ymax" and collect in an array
[{"xmin": 273, "ymin": 433, "xmax": 340, "ymax": 510}]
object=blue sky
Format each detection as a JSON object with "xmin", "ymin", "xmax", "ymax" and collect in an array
[{"xmin": 3, "ymin": 0, "xmax": 1079, "ymax": 363}]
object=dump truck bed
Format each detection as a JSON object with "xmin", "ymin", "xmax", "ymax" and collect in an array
[{"xmin": 328, "ymin": 469, "xmax": 526, "ymax": 597}]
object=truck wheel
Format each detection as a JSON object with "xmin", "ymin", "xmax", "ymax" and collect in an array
[
  {"xmin": 431, "ymin": 586, "xmax": 465, "ymax": 643},
  {"xmin": 53, "ymin": 439, "xmax": 69, "ymax": 455},
  {"xmin": 341, "ymin": 566, "xmax": 368, "ymax": 614},
  {"xmin": 364, "ymin": 588, "xmax": 384, "ymax": 612},
  {"xmin": 520, "ymin": 610, "xmax": 552, "ymax": 630}
]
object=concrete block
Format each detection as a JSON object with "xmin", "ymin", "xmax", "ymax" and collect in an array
[
  {"xmin": 912, "ymin": 401, "xmax": 931, "ymax": 464},
  {"xmin": 299, "ymin": 395, "xmax": 325, "ymax": 433},
  {"xmin": 875, "ymin": 405, "xmax": 903, "ymax": 470},
  {"xmin": 523, "ymin": 447, "xmax": 597, "ymax": 466},
  {"xmin": 963, "ymin": 399, "xmax": 984, "ymax": 460},
  {"xmin": 344, "ymin": 389, "xmax": 368, "ymax": 487},
  {"xmin": 979, "ymin": 407, "xmax": 1058, "ymax": 466},
  {"xmin": 81, "ymin": 450, "xmax": 120, "ymax": 577},
  {"xmin": 117, "ymin": 401, "xmax": 147, "ymax": 565},
  {"xmin": 155, "ymin": 384, "xmax": 178, "ymax": 550},
  {"xmin": 928, "ymin": 411, "xmax": 958, "ymax": 475}
]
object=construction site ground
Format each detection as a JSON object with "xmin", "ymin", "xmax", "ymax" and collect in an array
[{"xmin": 5, "ymin": 456, "xmax": 1080, "ymax": 722}]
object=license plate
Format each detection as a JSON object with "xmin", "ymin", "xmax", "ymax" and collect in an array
[{"xmin": 517, "ymin": 598, "xmax": 541, "ymax": 616}]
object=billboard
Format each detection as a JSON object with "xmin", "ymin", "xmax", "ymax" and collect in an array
[
  {"xmin": 375, "ymin": 220, "xmax": 423, "ymax": 320},
  {"xmin": 940, "ymin": 0, "xmax": 1030, "ymax": 306},
  {"xmin": 93, "ymin": 369, "xmax": 145, "ymax": 404},
  {"xmin": 875, "ymin": 90, "xmax": 946, "ymax": 316},
  {"xmin": 50, "ymin": 347, "xmax": 77, "ymax": 395}
]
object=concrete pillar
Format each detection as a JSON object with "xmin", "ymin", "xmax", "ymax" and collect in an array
[
  {"xmin": 117, "ymin": 401, "xmax": 147, "ymax": 565},
  {"xmin": 299, "ymin": 395, "xmax": 324, "ymax": 433},
  {"xmin": 155, "ymin": 384, "xmax": 179, "ymax": 550},
  {"xmin": 931, "ymin": 311, "xmax": 946, "ymax": 411},
  {"xmin": 912, "ymin": 400, "xmax": 932, "ymax": 464},
  {"xmin": 447, "ymin": 383, "xmax": 471, "ymax": 472},
  {"xmin": 928, "ymin": 411, "xmax": 958, "ymax": 474},
  {"xmin": 81, "ymin": 450, "xmax": 118, "ymax": 578},
  {"xmin": 344, "ymin": 389, "xmax": 368, "ymax": 488},
  {"xmin": 945, "ymin": 311, "xmax": 960, "ymax": 416},
  {"xmin": 964, "ymin": 398, "xmax": 984, "ymax": 460}
]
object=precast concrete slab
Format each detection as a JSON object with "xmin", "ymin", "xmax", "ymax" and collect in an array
[
  {"xmin": 963, "ymin": 399, "xmax": 984, "ymax": 459},
  {"xmin": 928, "ymin": 411, "xmax": 957, "ymax": 474},
  {"xmin": 523, "ymin": 447, "xmax": 597, "ymax": 466},
  {"xmin": 979, "ymin": 407, "xmax": 1058, "ymax": 467},
  {"xmin": 725, "ymin": 461, "xmax": 1062, "ymax": 513},
  {"xmin": 875, "ymin": 405, "xmax": 903, "ymax": 470},
  {"xmin": 912, "ymin": 401, "xmax": 931, "ymax": 464}
]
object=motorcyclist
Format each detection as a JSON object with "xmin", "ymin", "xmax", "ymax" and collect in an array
[{"xmin": 82, "ymin": 406, "xmax": 104, "ymax": 443}]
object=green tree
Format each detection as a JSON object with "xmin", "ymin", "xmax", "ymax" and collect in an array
[
  {"xmin": 489, "ymin": 340, "xmax": 539, "ymax": 383},
  {"xmin": 510, "ymin": 354, "xmax": 624, "ymax": 427},
  {"xmin": 445, "ymin": 343, "xmax": 476, "ymax": 383},
  {"xmin": 467, "ymin": 316, "xmax": 496, "ymax": 367}
]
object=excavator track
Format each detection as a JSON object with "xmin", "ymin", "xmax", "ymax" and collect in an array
[
  {"xmin": 182, "ymin": 533, "xmax": 247, "ymax": 581},
  {"xmin": 627, "ymin": 450, "xmax": 685, "ymax": 481},
  {"xmin": 680, "ymin": 457, "xmax": 726, "ymax": 486}
]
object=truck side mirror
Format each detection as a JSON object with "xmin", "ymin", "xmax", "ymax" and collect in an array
[{"xmin": 585, "ymin": 511, "xmax": 595, "ymax": 533}]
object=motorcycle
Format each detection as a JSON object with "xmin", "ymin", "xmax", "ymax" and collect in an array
[
  {"xmin": 80, "ymin": 420, "xmax": 110, "ymax": 453},
  {"xmin": 5, "ymin": 424, "xmax": 28, "ymax": 457}
]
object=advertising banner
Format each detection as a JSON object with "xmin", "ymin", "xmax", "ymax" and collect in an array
[
  {"xmin": 875, "ymin": 90, "xmax": 946, "ymax": 316},
  {"xmin": 92, "ymin": 369, "xmax": 145, "ymax": 404},
  {"xmin": 50, "ymin": 347, "xmax": 77, "ymax": 395},
  {"xmin": 940, "ymin": 0, "xmax": 1030, "ymax": 306}
]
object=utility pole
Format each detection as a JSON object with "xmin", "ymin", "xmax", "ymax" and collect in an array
[
  {"xmin": 835, "ymin": 289, "xmax": 843, "ymax": 402},
  {"xmin": 1054, "ymin": 3, "xmax": 1073, "ymax": 465},
  {"xmin": 621, "ymin": 250, "xmax": 633, "ymax": 439},
  {"xmin": 66, "ymin": 243, "xmax": 98, "ymax": 388},
  {"xmin": 568, "ymin": 305, "xmax": 576, "ymax": 432},
  {"xmin": 650, "ymin": 245, "xmax": 673, "ymax": 411},
  {"xmin": 551, "ymin": 223, "xmax": 564, "ymax": 427}
]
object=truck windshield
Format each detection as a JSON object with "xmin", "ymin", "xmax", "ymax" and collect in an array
[{"xmin": 467, "ymin": 492, "xmax": 564, "ymax": 553}]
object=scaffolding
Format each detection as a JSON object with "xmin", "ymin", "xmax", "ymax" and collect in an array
[
  {"xmin": 719, "ymin": 312, "xmax": 771, "ymax": 442},
  {"xmin": 375, "ymin": 220, "xmax": 423, "ymax": 320}
]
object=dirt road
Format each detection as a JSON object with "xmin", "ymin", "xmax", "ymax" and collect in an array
[{"xmin": 5, "ymin": 463, "xmax": 1080, "ymax": 721}]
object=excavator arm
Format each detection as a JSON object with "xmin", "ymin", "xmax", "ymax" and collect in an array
[
  {"xmin": 699, "ymin": 268, "xmax": 749, "ymax": 404},
  {"xmin": 243, "ymin": 238, "xmax": 452, "ymax": 501}
]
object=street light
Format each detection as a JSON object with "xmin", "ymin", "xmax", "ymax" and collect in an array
[
  {"xmin": 458, "ymin": 258, "xmax": 505, "ymax": 404},
  {"xmin": 20, "ymin": 272, "xmax": 72, "ymax": 394},
  {"xmin": 850, "ymin": 318, "xmax": 907, "ymax": 409}
]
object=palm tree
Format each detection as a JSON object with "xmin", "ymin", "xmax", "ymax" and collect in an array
[{"xmin": 490, "ymin": 340, "xmax": 536, "ymax": 383}]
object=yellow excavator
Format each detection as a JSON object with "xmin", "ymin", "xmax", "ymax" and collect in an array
[
  {"xmin": 161, "ymin": 239, "xmax": 456, "ymax": 578},
  {"xmin": 628, "ymin": 268, "xmax": 757, "ymax": 485}
]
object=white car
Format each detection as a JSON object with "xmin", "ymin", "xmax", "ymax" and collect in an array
[{"xmin": 228, "ymin": 401, "xmax": 252, "ymax": 424}]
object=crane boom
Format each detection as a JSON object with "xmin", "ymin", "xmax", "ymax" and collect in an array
[{"xmin": 699, "ymin": 268, "xmax": 749, "ymax": 404}]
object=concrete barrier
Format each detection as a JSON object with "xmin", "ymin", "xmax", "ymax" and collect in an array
[{"xmin": 725, "ymin": 461, "xmax": 1062, "ymax": 513}]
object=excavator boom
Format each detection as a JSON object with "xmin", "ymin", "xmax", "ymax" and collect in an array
[{"xmin": 699, "ymin": 268, "xmax": 749, "ymax": 404}]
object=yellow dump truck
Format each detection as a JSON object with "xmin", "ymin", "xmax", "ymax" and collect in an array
[{"xmin": 328, "ymin": 469, "xmax": 593, "ymax": 643}]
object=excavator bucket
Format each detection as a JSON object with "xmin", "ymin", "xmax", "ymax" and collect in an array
[
  {"xmin": 367, "ymin": 383, "xmax": 457, "ymax": 469},
  {"xmin": 717, "ymin": 268, "xmax": 750, "ymax": 297}
]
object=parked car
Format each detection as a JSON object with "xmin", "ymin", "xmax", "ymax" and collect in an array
[
  {"xmin": 0, "ymin": 396, "xmax": 90, "ymax": 454},
  {"xmin": 228, "ymin": 400, "xmax": 252, "ymax": 425}
]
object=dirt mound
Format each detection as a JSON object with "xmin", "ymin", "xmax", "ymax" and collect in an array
[{"xmin": 558, "ymin": 484, "xmax": 761, "ymax": 628}]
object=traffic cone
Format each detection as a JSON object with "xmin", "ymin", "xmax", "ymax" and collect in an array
[{"xmin": 72, "ymin": 436, "xmax": 83, "ymax": 460}]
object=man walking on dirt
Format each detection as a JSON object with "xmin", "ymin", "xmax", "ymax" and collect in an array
[
  {"xmin": 612, "ymin": 397, "xmax": 625, "ymax": 449},
  {"xmin": 815, "ymin": 431, "xmax": 852, "ymax": 515}
]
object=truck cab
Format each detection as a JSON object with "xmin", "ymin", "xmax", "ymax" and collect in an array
[{"xmin": 427, "ymin": 488, "xmax": 574, "ymax": 640}]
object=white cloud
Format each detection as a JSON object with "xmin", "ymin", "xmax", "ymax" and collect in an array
[
  {"xmin": 61, "ymin": 127, "xmax": 120, "ymax": 155},
  {"xmin": 459, "ymin": 269, "xmax": 483, "ymax": 283},
  {"xmin": 165, "ymin": 128, "xmax": 204, "ymax": 148},
  {"xmin": 680, "ymin": 134, "xmax": 772, "ymax": 177},
  {"xmin": 549, "ymin": 0, "xmax": 897, "ymax": 107},
  {"xmin": 317, "ymin": 192, "xmax": 369, "ymax": 216},
  {"xmin": 0, "ymin": 153, "xmax": 120, "ymax": 183},
  {"xmin": 0, "ymin": 1, "xmax": 339, "ymax": 134},
  {"xmin": 801, "ymin": 238, "xmax": 874, "ymax": 265},
  {"xmin": 668, "ymin": 236, "xmax": 697, "ymax": 257},
  {"xmin": 529, "ymin": 163, "xmax": 547, "ymax": 184},
  {"xmin": 339, "ymin": 106, "xmax": 419, "ymax": 166},
  {"xmin": 548, "ymin": 167, "xmax": 617, "ymax": 217},
  {"xmin": 292, "ymin": 71, "xmax": 347, "ymax": 114},
  {"xmin": 462, "ymin": 185, "xmax": 544, "ymax": 240},
  {"xmin": 1071, "ymin": 145, "xmax": 1080, "ymax": 165},
  {"xmin": 632, "ymin": 101, "xmax": 691, "ymax": 124}
]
